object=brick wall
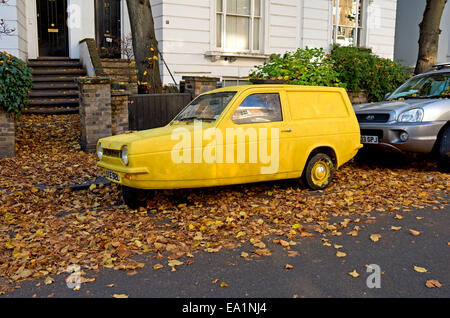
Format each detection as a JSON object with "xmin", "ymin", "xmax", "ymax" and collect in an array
[
  {"xmin": 78, "ymin": 77, "xmax": 112, "ymax": 153},
  {"xmin": 0, "ymin": 108, "xmax": 15, "ymax": 159},
  {"xmin": 111, "ymin": 91, "xmax": 130, "ymax": 136},
  {"xmin": 182, "ymin": 76, "xmax": 219, "ymax": 99}
]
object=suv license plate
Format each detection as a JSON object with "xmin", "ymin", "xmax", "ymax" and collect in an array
[
  {"xmin": 361, "ymin": 135, "xmax": 379, "ymax": 144},
  {"xmin": 106, "ymin": 170, "xmax": 120, "ymax": 182}
]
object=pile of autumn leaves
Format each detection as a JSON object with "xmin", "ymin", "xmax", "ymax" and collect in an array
[{"xmin": 0, "ymin": 115, "xmax": 449, "ymax": 287}]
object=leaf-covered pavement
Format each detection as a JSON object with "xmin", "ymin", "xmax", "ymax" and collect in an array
[{"xmin": 0, "ymin": 115, "xmax": 448, "ymax": 295}]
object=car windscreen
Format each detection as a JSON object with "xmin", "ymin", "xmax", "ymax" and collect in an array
[
  {"xmin": 174, "ymin": 92, "xmax": 237, "ymax": 122},
  {"xmin": 389, "ymin": 73, "xmax": 450, "ymax": 99}
]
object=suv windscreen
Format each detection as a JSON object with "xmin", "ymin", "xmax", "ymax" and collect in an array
[{"xmin": 389, "ymin": 73, "xmax": 450, "ymax": 100}]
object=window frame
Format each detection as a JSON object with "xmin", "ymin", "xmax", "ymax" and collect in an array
[
  {"xmin": 216, "ymin": 0, "xmax": 262, "ymax": 53},
  {"xmin": 231, "ymin": 92, "xmax": 284, "ymax": 125},
  {"xmin": 332, "ymin": 0, "xmax": 366, "ymax": 47}
]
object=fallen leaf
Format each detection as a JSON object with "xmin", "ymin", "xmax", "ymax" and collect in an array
[
  {"xmin": 370, "ymin": 234, "xmax": 382, "ymax": 242},
  {"xmin": 168, "ymin": 260, "xmax": 183, "ymax": 267},
  {"xmin": 425, "ymin": 280, "xmax": 442, "ymax": 288},
  {"xmin": 44, "ymin": 277, "xmax": 54, "ymax": 285},
  {"xmin": 285, "ymin": 264, "xmax": 294, "ymax": 270},
  {"xmin": 113, "ymin": 294, "xmax": 129, "ymax": 298},
  {"xmin": 336, "ymin": 251, "xmax": 347, "ymax": 258},
  {"xmin": 413, "ymin": 266, "xmax": 428, "ymax": 273},
  {"xmin": 409, "ymin": 229, "xmax": 421, "ymax": 236},
  {"xmin": 220, "ymin": 282, "xmax": 228, "ymax": 288},
  {"xmin": 348, "ymin": 270, "xmax": 360, "ymax": 278},
  {"xmin": 391, "ymin": 226, "xmax": 402, "ymax": 231},
  {"xmin": 153, "ymin": 264, "xmax": 164, "ymax": 270}
]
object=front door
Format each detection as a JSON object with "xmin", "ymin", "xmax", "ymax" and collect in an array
[
  {"xmin": 36, "ymin": 0, "xmax": 69, "ymax": 57},
  {"xmin": 95, "ymin": 0, "xmax": 122, "ymax": 58}
]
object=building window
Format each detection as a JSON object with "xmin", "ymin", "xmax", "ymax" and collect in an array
[
  {"xmin": 332, "ymin": 0, "xmax": 364, "ymax": 46},
  {"xmin": 216, "ymin": 0, "xmax": 261, "ymax": 52},
  {"xmin": 222, "ymin": 77, "xmax": 248, "ymax": 87}
]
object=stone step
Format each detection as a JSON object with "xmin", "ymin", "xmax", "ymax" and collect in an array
[
  {"xmin": 28, "ymin": 61, "xmax": 82, "ymax": 68},
  {"xmin": 32, "ymin": 68, "xmax": 86, "ymax": 76},
  {"xmin": 32, "ymin": 82, "xmax": 79, "ymax": 90},
  {"xmin": 34, "ymin": 56, "xmax": 77, "ymax": 61},
  {"xmin": 23, "ymin": 107, "xmax": 79, "ymax": 115},
  {"xmin": 27, "ymin": 57, "xmax": 84, "ymax": 113},
  {"xmin": 32, "ymin": 75, "xmax": 79, "ymax": 82},
  {"xmin": 29, "ymin": 97, "xmax": 80, "ymax": 107},
  {"xmin": 102, "ymin": 68, "xmax": 137, "ymax": 76},
  {"xmin": 101, "ymin": 61, "xmax": 135, "ymax": 68},
  {"xmin": 29, "ymin": 89, "xmax": 79, "ymax": 98}
]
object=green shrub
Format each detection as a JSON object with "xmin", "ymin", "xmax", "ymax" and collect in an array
[
  {"xmin": 330, "ymin": 45, "xmax": 411, "ymax": 102},
  {"xmin": 0, "ymin": 51, "xmax": 33, "ymax": 118},
  {"xmin": 249, "ymin": 47, "xmax": 343, "ymax": 87}
]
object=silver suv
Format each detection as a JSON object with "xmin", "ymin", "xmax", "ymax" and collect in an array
[{"xmin": 353, "ymin": 64, "xmax": 449, "ymax": 171}]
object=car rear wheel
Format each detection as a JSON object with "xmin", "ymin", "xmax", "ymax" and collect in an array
[
  {"xmin": 438, "ymin": 126, "xmax": 450, "ymax": 173},
  {"xmin": 122, "ymin": 186, "xmax": 152, "ymax": 210},
  {"xmin": 303, "ymin": 153, "xmax": 335, "ymax": 190}
]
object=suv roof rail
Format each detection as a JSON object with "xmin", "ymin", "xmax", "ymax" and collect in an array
[{"xmin": 433, "ymin": 63, "xmax": 450, "ymax": 70}]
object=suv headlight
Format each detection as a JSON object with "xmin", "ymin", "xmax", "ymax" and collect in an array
[
  {"xmin": 97, "ymin": 144, "xmax": 103, "ymax": 159},
  {"xmin": 121, "ymin": 146, "xmax": 129, "ymax": 166},
  {"xmin": 398, "ymin": 108, "xmax": 424, "ymax": 123}
]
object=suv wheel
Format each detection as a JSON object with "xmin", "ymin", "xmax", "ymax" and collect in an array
[
  {"xmin": 122, "ymin": 186, "xmax": 151, "ymax": 209},
  {"xmin": 438, "ymin": 126, "xmax": 450, "ymax": 173},
  {"xmin": 303, "ymin": 153, "xmax": 335, "ymax": 190}
]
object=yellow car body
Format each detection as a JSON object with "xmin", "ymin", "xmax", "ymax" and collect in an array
[{"xmin": 97, "ymin": 85, "xmax": 362, "ymax": 191}]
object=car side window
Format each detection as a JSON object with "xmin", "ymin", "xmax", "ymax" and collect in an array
[{"xmin": 232, "ymin": 93, "xmax": 283, "ymax": 124}]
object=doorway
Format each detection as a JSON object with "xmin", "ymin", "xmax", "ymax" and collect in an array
[
  {"xmin": 36, "ymin": 0, "xmax": 69, "ymax": 57},
  {"xmin": 95, "ymin": 0, "xmax": 122, "ymax": 58}
]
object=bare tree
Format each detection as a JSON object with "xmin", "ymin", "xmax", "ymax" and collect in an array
[
  {"xmin": 126, "ymin": 0, "xmax": 162, "ymax": 93},
  {"xmin": 0, "ymin": 0, "xmax": 16, "ymax": 37},
  {"xmin": 415, "ymin": 0, "xmax": 448, "ymax": 74}
]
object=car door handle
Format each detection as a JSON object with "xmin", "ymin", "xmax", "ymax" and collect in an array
[{"xmin": 281, "ymin": 129, "xmax": 292, "ymax": 133}]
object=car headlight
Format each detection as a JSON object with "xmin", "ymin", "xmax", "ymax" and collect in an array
[
  {"xmin": 97, "ymin": 144, "xmax": 103, "ymax": 160},
  {"xmin": 121, "ymin": 146, "xmax": 129, "ymax": 166},
  {"xmin": 398, "ymin": 108, "xmax": 424, "ymax": 123}
]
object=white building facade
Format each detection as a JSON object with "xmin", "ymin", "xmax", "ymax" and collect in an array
[
  {"xmin": 0, "ymin": 0, "xmax": 398, "ymax": 84},
  {"xmin": 394, "ymin": 0, "xmax": 450, "ymax": 68}
]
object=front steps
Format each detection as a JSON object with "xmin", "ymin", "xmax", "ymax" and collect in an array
[
  {"xmin": 25, "ymin": 57, "xmax": 87, "ymax": 115},
  {"xmin": 100, "ymin": 58, "xmax": 138, "ymax": 94}
]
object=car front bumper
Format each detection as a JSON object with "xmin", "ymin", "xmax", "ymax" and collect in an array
[{"xmin": 358, "ymin": 121, "xmax": 446, "ymax": 153}]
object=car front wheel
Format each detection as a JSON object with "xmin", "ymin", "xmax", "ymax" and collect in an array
[
  {"xmin": 438, "ymin": 126, "xmax": 450, "ymax": 173},
  {"xmin": 303, "ymin": 153, "xmax": 335, "ymax": 190},
  {"xmin": 122, "ymin": 186, "xmax": 152, "ymax": 209}
]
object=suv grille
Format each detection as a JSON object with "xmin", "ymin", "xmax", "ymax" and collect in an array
[{"xmin": 356, "ymin": 113, "xmax": 390, "ymax": 123}]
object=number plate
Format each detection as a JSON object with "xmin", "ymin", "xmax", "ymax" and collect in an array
[
  {"xmin": 361, "ymin": 135, "xmax": 379, "ymax": 144},
  {"xmin": 106, "ymin": 170, "xmax": 120, "ymax": 182}
]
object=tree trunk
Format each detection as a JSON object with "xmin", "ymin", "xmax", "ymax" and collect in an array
[
  {"xmin": 126, "ymin": 0, "xmax": 162, "ymax": 93},
  {"xmin": 415, "ymin": 0, "xmax": 447, "ymax": 74}
]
